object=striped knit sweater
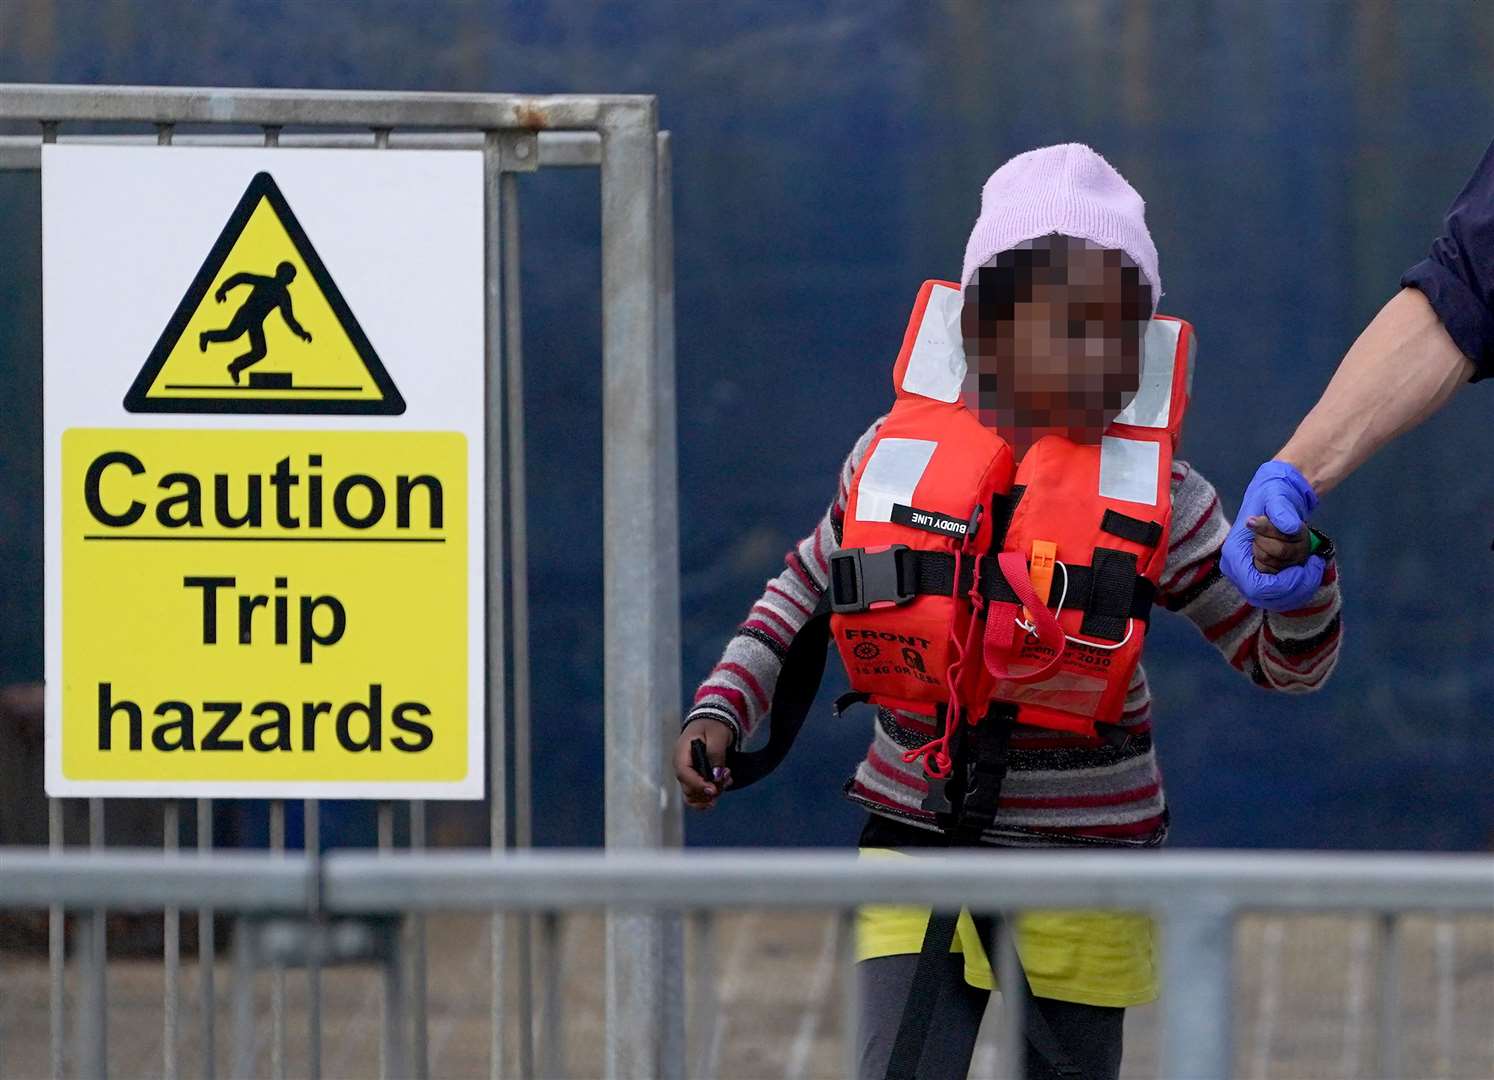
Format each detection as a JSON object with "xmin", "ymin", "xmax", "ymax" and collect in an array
[{"xmin": 688, "ymin": 417, "xmax": 1344, "ymax": 848}]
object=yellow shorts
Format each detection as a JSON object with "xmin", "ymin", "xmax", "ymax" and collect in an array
[{"xmin": 855, "ymin": 848, "xmax": 1159, "ymax": 1008}]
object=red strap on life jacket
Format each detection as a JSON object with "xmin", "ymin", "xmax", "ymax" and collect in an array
[{"xmin": 983, "ymin": 551, "xmax": 1067, "ymax": 684}]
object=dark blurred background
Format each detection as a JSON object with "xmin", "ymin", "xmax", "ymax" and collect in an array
[{"xmin": 1, "ymin": 0, "xmax": 1491, "ymax": 853}]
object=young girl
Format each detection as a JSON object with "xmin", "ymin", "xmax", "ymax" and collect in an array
[{"xmin": 676, "ymin": 144, "xmax": 1342, "ymax": 1080}]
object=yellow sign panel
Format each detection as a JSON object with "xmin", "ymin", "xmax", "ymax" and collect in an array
[
  {"xmin": 60, "ymin": 428, "xmax": 467, "ymax": 785},
  {"xmin": 124, "ymin": 172, "xmax": 404, "ymax": 415}
]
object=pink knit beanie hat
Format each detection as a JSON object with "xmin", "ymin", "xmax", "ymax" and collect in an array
[{"xmin": 960, "ymin": 143, "xmax": 1161, "ymax": 305}]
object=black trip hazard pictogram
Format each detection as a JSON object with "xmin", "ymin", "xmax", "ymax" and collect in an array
[
  {"xmin": 853, "ymin": 642, "xmax": 880, "ymax": 660},
  {"xmin": 123, "ymin": 171, "xmax": 405, "ymax": 416},
  {"xmin": 199, "ymin": 261, "xmax": 312, "ymax": 384}
]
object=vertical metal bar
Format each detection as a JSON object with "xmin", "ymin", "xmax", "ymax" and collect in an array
[
  {"xmin": 1433, "ymin": 915, "xmax": 1455, "ymax": 1080},
  {"xmin": 537, "ymin": 912, "xmax": 564, "ymax": 1079},
  {"xmin": 197, "ymin": 798, "xmax": 216, "ymax": 1080},
  {"xmin": 689, "ymin": 911, "xmax": 719, "ymax": 1080},
  {"xmin": 836, "ymin": 910, "xmax": 859, "ymax": 1080},
  {"xmin": 500, "ymin": 167, "xmax": 536, "ymax": 1080},
  {"xmin": 483, "ymin": 127, "xmax": 511, "ymax": 1080},
  {"xmin": 269, "ymin": 802, "xmax": 286, "ymax": 1080},
  {"xmin": 652, "ymin": 129, "xmax": 686, "ymax": 1080},
  {"xmin": 382, "ymin": 922, "xmax": 409, "ymax": 1080},
  {"xmin": 1377, "ymin": 912, "xmax": 1402, "ymax": 1080},
  {"xmin": 230, "ymin": 919, "xmax": 256, "ymax": 1080},
  {"xmin": 371, "ymin": 118, "xmax": 396, "ymax": 1080},
  {"xmin": 48, "ymin": 797, "xmax": 64, "ymax": 1080},
  {"xmin": 994, "ymin": 914, "xmax": 1024, "ymax": 1080},
  {"xmin": 599, "ymin": 97, "xmax": 662, "ymax": 1080},
  {"xmin": 157, "ymin": 107, "xmax": 182, "ymax": 1080},
  {"xmin": 377, "ymin": 802, "xmax": 393, "ymax": 1080},
  {"xmin": 260, "ymin": 119, "xmax": 288, "ymax": 1080},
  {"xmin": 79, "ymin": 801, "xmax": 107, "ymax": 1080},
  {"xmin": 1159, "ymin": 899, "xmax": 1234, "ymax": 1080},
  {"xmin": 409, "ymin": 801, "xmax": 429, "ymax": 1080},
  {"xmin": 43, "ymin": 116, "xmax": 65, "ymax": 1080},
  {"xmin": 163, "ymin": 800, "xmax": 180, "ymax": 1080},
  {"xmin": 305, "ymin": 798, "xmax": 322, "ymax": 1080}
]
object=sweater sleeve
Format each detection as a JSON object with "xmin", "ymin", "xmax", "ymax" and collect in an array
[
  {"xmin": 686, "ymin": 416, "xmax": 886, "ymax": 746},
  {"xmin": 1154, "ymin": 460, "xmax": 1343, "ymax": 692}
]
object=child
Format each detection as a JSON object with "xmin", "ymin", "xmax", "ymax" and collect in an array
[{"xmin": 676, "ymin": 144, "xmax": 1342, "ymax": 1080}]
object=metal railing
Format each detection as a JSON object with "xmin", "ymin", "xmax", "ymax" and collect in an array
[
  {"xmin": 1, "ymin": 846, "xmax": 1490, "ymax": 1079},
  {"xmin": 0, "ymin": 83, "xmax": 681, "ymax": 1080}
]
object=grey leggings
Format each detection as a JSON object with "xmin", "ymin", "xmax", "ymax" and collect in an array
[{"xmin": 856, "ymin": 952, "xmax": 1125, "ymax": 1080}]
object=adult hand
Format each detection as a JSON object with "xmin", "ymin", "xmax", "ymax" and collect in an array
[
  {"xmin": 674, "ymin": 716, "xmax": 735, "ymax": 810},
  {"xmin": 1220, "ymin": 460, "xmax": 1325, "ymax": 611}
]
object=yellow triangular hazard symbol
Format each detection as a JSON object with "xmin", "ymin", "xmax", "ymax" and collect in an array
[{"xmin": 125, "ymin": 171, "xmax": 404, "ymax": 415}]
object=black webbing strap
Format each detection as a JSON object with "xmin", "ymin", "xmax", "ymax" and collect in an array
[
  {"xmin": 1100, "ymin": 508, "xmax": 1164, "ymax": 548},
  {"xmin": 912, "ymin": 551, "xmax": 1155, "ymax": 627},
  {"xmin": 883, "ymin": 910, "xmax": 963, "ymax": 1080},
  {"xmin": 884, "ymin": 707, "xmax": 1079, "ymax": 1079},
  {"xmin": 723, "ymin": 593, "xmax": 831, "ymax": 790},
  {"xmin": 1078, "ymin": 548, "xmax": 1140, "ymax": 643},
  {"xmin": 969, "ymin": 914, "xmax": 1085, "ymax": 1077}
]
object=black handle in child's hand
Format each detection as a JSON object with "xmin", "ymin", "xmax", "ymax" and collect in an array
[{"xmin": 690, "ymin": 738, "xmax": 714, "ymax": 784}]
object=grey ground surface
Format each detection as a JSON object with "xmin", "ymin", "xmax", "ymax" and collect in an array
[{"xmin": 2, "ymin": 912, "xmax": 1491, "ymax": 1079}]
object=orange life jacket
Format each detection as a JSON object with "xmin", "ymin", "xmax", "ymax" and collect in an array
[{"xmin": 828, "ymin": 279, "xmax": 1194, "ymax": 772}]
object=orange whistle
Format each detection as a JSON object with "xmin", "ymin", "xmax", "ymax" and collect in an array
[{"xmin": 1023, "ymin": 540, "xmax": 1058, "ymax": 622}]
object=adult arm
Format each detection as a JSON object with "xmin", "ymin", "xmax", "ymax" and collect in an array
[
  {"xmin": 1224, "ymin": 137, "xmax": 1494, "ymax": 607},
  {"xmin": 1275, "ymin": 287, "xmax": 1471, "ymax": 494}
]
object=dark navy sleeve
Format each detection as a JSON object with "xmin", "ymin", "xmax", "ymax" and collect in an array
[{"xmin": 1401, "ymin": 139, "xmax": 1494, "ymax": 382}]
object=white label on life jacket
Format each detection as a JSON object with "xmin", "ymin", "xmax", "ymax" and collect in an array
[
  {"xmin": 1113, "ymin": 318, "xmax": 1181, "ymax": 429},
  {"xmin": 1098, "ymin": 436, "xmax": 1160, "ymax": 505},
  {"xmin": 855, "ymin": 437, "xmax": 937, "ymax": 522},
  {"xmin": 899, "ymin": 284, "xmax": 965, "ymax": 403}
]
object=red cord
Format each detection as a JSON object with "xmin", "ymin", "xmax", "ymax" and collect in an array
[{"xmin": 902, "ymin": 548, "xmax": 987, "ymax": 780}]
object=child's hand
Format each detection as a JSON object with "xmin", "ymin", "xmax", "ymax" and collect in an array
[
  {"xmin": 1246, "ymin": 515, "xmax": 1311, "ymax": 574},
  {"xmin": 674, "ymin": 718, "xmax": 734, "ymax": 810}
]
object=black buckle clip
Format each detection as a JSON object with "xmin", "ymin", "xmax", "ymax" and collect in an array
[{"xmin": 828, "ymin": 545, "xmax": 914, "ymax": 614}]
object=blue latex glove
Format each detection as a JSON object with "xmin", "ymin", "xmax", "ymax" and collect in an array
[{"xmin": 1220, "ymin": 460, "xmax": 1326, "ymax": 612}]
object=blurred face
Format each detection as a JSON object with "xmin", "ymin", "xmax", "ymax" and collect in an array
[{"xmin": 961, "ymin": 236, "xmax": 1151, "ymax": 448}]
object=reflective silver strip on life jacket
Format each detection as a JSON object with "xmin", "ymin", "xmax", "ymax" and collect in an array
[
  {"xmin": 899, "ymin": 283, "xmax": 964, "ymax": 403},
  {"xmin": 1098, "ymin": 435, "xmax": 1160, "ymax": 505},
  {"xmin": 1113, "ymin": 317, "xmax": 1182, "ymax": 430},
  {"xmin": 854, "ymin": 437, "xmax": 937, "ymax": 522}
]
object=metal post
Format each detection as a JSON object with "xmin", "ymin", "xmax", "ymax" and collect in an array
[
  {"xmin": 305, "ymin": 799, "xmax": 322, "ymax": 1080},
  {"xmin": 269, "ymin": 802, "xmax": 287, "ymax": 1080},
  {"xmin": 537, "ymin": 912, "xmax": 564, "ymax": 1078},
  {"xmin": 599, "ymin": 97, "xmax": 662, "ymax": 1080},
  {"xmin": 994, "ymin": 914, "xmax": 1025, "ymax": 1080},
  {"xmin": 377, "ymin": 800, "xmax": 394, "ymax": 1080},
  {"xmin": 652, "ymin": 128, "xmax": 686, "ymax": 1080},
  {"xmin": 382, "ymin": 921, "xmax": 410, "ymax": 1080},
  {"xmin": 1377, "ymin": 912, "xmax": 1402, "ymax": 1080},
  {"xmin": 500, "ymin": 166, "xmax": 536, "ymax": 1080},
  {"xmin": 156, "ymin": 109, "xmax": 183, "ymax": 1080},
  {"xmin": 43, "ymin": 116, "xmax": 65, "ymax": 1080},
  {"xmin": 48, "ymin": 796, "xmax": 64, "ymax": 1080},
  {"xmin": 410, "ymin": 801, "xmax": 429, "ymax": 1080},
  {"xmin": 230, "ymin": 918, "xmax": 257, "ymax": 1079},
  {"xmin": 483, "ymin": 127, "xmax": 511, "ymax": 1080},
  {"xmin": 1160, "ymin": 899, "xmax": 1235, "ymax": 1080},
  {"xmin": 689, "ymin": 911, "xmax": 719, "ymax": 1080},
  {"xmin": 197, "ymin": 798, "xmax": 216, "ymax": 1080},
  {"xmin": 163, "ymin": 800, "xmax": 180, "ymax": 1080},
  {"xmin": 79, "ymin": 799, "xmax": 107, "ymax": 1080},
  {"xmin": 262, "ymin": 119, "xmax": 289, "ymax": 1080},
  {"xmin": 837, "ymin": 910, "xmax": 859, "ymax": 1080}
]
